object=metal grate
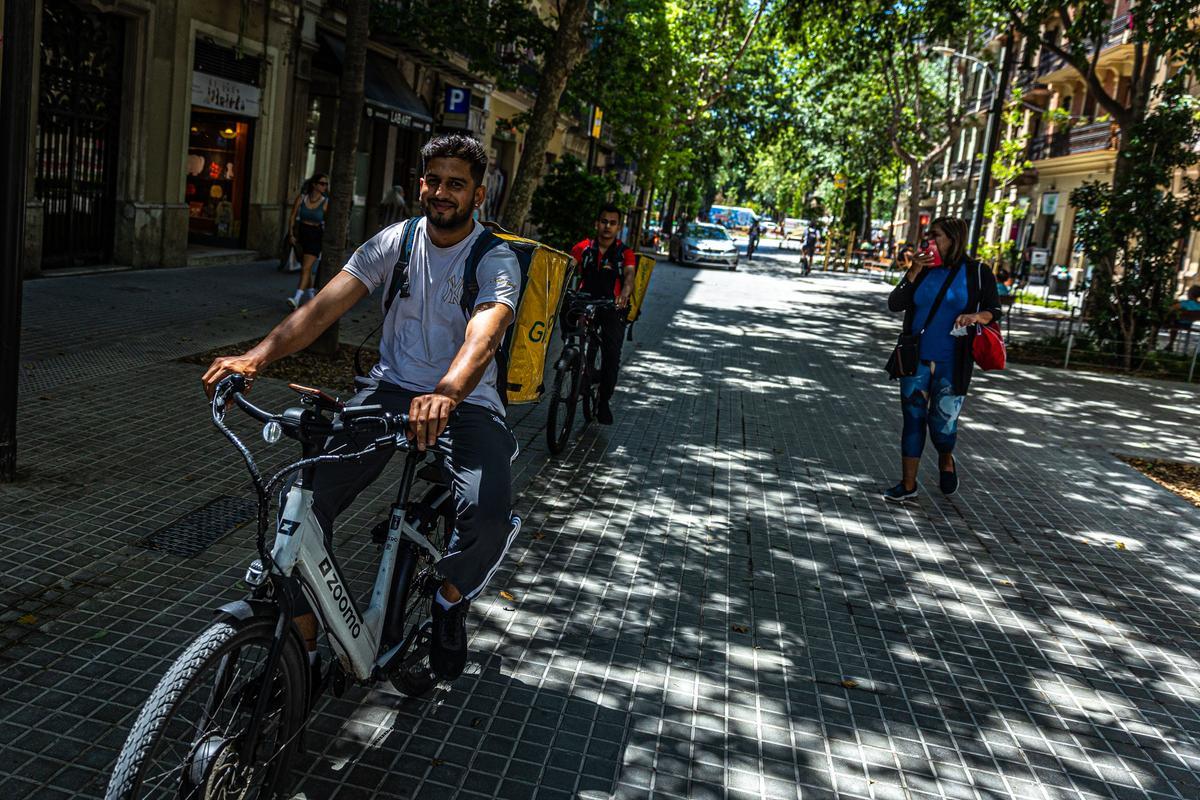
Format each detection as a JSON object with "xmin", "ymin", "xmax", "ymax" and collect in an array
[
  {"xmin": 137, "ymin": 496, "xmax": 258, "ymax": 558},
  {"xmin": 194, "ymin": 38, "xmax": 262, "ymax": 86}
]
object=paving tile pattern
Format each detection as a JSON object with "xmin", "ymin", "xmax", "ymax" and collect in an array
[{"xmin": 3, "ymin": 245, "xmax": 1200, "ymax": 799}]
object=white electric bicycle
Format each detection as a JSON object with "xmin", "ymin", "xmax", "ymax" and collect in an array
[{"xmin": 105, "ymin": 374, "xmax": 493, "ymax": 799}]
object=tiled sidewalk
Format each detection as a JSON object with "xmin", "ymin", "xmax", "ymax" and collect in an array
[{"xmin": 3, "ymin": 249, "xmax": 1200, "ymax": 799}]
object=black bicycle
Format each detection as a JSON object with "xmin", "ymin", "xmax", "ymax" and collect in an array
[
  {"xmin": 105, "ymin": 375, "xmax": 483, "ymax": 799},
  {"xmin": 545, "ymin": 292, "xmax": 620, "ymax": 454}
]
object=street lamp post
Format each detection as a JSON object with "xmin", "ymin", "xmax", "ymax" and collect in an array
[
  {"xmin": 930, "ymin": 34, "xmax": 1015, "ymax": 257},
  {"xmin": 0, "ymin": 0, "xmax": 37, "ymax": 482}
]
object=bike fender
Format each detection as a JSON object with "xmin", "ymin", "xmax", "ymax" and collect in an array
[
  {"xmin": 214, "ymin": 598, "xmax": 310, "ymax": 659},
  {"xmin": 213, "ymin": 597, "xmax": 277, "ymax": 624}
]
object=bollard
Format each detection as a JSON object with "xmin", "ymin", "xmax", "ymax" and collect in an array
[
  {"xmin": 1064, "ymin": 332, "xmax": 1075, "ymax": 369},
  {"xmin": 1190, "ymin": 341, "xmax": 1200, "ymax": 383}
]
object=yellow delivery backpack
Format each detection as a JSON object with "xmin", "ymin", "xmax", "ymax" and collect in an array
[
  {"xmin": 484, "ymin": 231, "xmax": 574, "ymax": 405},
  {"xmin": 626, "ymin": 253, "xmax": 657, "ymax": 323}
]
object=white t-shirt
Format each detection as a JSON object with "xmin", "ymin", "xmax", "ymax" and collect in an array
[{"xmin": 344, "ymin": 219, "xmax": 520, "ymax": 414}]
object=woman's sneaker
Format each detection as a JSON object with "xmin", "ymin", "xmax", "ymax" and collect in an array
[
  {"xmin": 883, "ymin": 482, "xmax": 919, "ymax": 503},
  {"xmin": 939, "ymin": 470, "xmax": 959, "ymax": 496}
]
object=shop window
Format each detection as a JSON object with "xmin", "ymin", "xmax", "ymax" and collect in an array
[{"xmin": 186, "ymin": 114, "xmax": 253, "ymax": 246}]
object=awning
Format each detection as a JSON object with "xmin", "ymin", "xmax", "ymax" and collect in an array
[{"xmin": 316, "ymin": 34, "xmax": 433, "ymax": 132}]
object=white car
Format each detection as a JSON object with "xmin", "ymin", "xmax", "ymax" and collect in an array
[{"xmin": 668, "ymin": 223, "xmax": 740, "ymax": 270}]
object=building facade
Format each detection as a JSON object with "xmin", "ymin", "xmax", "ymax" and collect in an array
[
  {"xmin": 15, "ymin": 0, "xmax": 625, "ymax": 278},
  {"xmin": 894, "ymin": 5, "xmax": 1200, "ymax": 291}
]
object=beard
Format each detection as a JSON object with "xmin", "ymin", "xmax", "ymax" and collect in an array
[{"xmin": 421, "ymin": 196, "xmax": 474, "ymax": 230}]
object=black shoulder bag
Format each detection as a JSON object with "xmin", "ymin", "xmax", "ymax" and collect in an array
[{"xmin": 885, "ymin": 262, "xmax": 962, "ymax": 379}]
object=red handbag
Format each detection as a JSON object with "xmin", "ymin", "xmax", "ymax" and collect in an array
[
  {"xmin": 972, "ymin": 262, "xmax": 1006, "ymax": 370},
  {"xmin": 972, "ymin": 320, "xmax": 1006, "ymax": 370}
]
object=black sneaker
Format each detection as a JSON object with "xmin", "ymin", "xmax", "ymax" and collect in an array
[
  {"xmin": 939, "ymin": 470, "xmax": 959, "ymax": 496},
  {"xmin": 883, "ymin": 482, "xmax": 919, "ymax": 503},
  {"xmin": 597, "ymin": 398, "xmax": 614, "ymax": 425},
  {"xmin": 430, "ymin": 599, "xmax": 470, "ymax": 680}
]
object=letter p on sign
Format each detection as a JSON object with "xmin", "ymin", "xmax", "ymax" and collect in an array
[{"xmin": 445, "ymin": 87, "xmax": 470, "ymax": 115}]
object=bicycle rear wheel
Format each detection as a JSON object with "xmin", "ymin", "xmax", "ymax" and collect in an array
[
  {"xmin": 105, "ymin": 616, "xmax": 308, "ymax": 800},
  {"xmin": 545, "ymin": 360, "xmax": 579, "ymax": 454}
]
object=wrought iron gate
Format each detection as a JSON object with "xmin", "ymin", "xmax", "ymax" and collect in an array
[{"xmin": 36, "ymin": 0, "xmax": 125, "ymax": 268}]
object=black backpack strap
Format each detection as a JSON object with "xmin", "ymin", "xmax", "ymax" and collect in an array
[
  {"xmin": 383, "ymin": 217, "xmax": 420, "ymax": 314},
  {"xmin": 356, "ymin": 218, "xmax": 418, "ymax": 377},
  {"xmin": 913, "ymin": 261, "xmax": 963, "ymax": 336},
  {"xmin": 458, "ymin": 229, "xmax": 505, "ymax": 319}
]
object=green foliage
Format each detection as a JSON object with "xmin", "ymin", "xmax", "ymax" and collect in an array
[
  {"xmin": 1071, "ymin": 86, "xmax": 1200, "ymax": 362},
  {"xmin": 1012, "ymin": 291, "xmax": 1068, "ymax": 311},
  {"xmin": 576, "ymin": 0, "xmax": 777, "ymax": 214},
  {"xmin": 370, "ymin": 0, "xmax": 548, "ymax": 89},
  {"xmin": 528, "ymin": 156, "xmax": 626, "ymax": 252}
]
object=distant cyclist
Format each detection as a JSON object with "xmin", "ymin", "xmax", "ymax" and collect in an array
[
  {"xmin": 568, "ymin": 203, "xmax": 637, "ymax": 425},
  {"xmin": 203, "ymin": 134, "xmax": 521, "ymax": 684},
  {"xmin": 747, "ymin": 217, "xmax": 761, "ymax": 260}
]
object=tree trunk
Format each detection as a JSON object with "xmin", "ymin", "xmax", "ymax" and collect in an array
[
  {"xmin": 888, "ymin": 171, "xmax": 902, "ymax": 252},
  {"xmin": 643, "ymin": 181, "xmax": 655, "ymax": 249},
  {"xmin": 500, "ymin": 0, "xmax": 591, "ymax": 233},
  {"xmin": 860, "ymin": 176, "xmax": 875, "ymax": 242},
  {"xmin": 905, "ymin": 162, "xmax": 924, "ymax": 246},
  {"xmin": 662, "ymin": 190, "xmax": 677, "ymax": 244},
  {"xmin": 628, "ymin": 181, "xmax": 649, "ymax": 251},
  {"xmin": 309, "ymin": 0, "xmax": 369, "ymax": 357}
]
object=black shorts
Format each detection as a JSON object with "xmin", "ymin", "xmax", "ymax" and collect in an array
[{"xmin": 297, "ymin": 224, "xmax": 323, "ymax": 257}]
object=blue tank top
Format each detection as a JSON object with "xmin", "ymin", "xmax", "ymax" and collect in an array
[
  {"xmin": 913, "ymin": 264, "xmax": 968, "ymax": 363},
  {"xmin": 297, "ymin": 196, "xmax": 326, "ymax": 225}
]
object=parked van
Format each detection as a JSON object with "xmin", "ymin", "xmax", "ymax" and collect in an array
[{"xmin": 708, "ymin": 205, "xmax": 758, "ymax": 232}]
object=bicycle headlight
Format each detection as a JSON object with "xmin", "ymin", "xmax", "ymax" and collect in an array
[{"xmin": 262, "ymin": 420, "xmax": 283, "ymax": 444}]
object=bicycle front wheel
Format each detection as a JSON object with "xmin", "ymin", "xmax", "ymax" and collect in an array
[
  {"xmin": 581, "ymin": 351, "xmax": 600, "ymax": 424},
  {"xmin": 545, "ymin": 361, "xmax": 580, "ymax": 454},
  {"xmin": 106, "ymin": 616, "xmax": 308, "ymax": 800}
]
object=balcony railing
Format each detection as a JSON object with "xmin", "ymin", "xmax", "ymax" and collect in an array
[
  {"xmin": 976, "ymin": 88, "xmax": 994, "ymax": 112},
  {"xmin": 1106, "ymin": 13, "xmax": 1132, "ymax": 47},
  {"xmin": 1035, "ymin": 13, "xmax": 1132, "ymax": 77},
  {"xmin": 1028, "ymin": 121, "xmax": 1117, "ymax": 160},
  {"xmin": 949, "ymin": 161, "xmax": 982, "ymax": 180}
]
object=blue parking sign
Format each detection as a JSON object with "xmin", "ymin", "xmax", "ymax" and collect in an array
[{"xmin": 444, "ymin": 86, "xmax": 470, "ymax": 115}]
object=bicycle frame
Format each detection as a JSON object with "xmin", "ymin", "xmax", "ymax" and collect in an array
[{"xmin": 270, "ymin": 452, "xmax": 450, "ymax": 683}]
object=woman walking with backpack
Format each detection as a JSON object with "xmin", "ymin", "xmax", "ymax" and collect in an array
[
  {"xmin": 883, "ymin": 217, "xmax": 1002, "ymax": 502},
  {"xmin": 286, "ymin": 173, "xmax": 329, "ymax": 309}
]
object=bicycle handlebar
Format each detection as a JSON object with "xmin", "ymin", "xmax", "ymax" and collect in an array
[{"xmin": 214, "ymin": 374, "xmax": 411, "ymax": 445}]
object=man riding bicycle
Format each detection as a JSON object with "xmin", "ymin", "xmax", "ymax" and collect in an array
[
  {"xmin": 202, "ymin": 134, "xmax": 521, "ymax": 684},
  {"xmin": 568, "ymin": 203, "xmax": 636, "ymax": 425}
]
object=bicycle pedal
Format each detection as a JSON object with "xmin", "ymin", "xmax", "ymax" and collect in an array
[
  {"xmin": 369, "ymin": 519, "xmax": 389, "ymax": 545},
  {"xmin": 329, "ymin": 661, "xmax": 348, "ymax": 698}
]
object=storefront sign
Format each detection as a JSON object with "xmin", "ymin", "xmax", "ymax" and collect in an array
[
  {"xmin": 1030, "ymin": 248, "xmax": 1050, "ymax": 266},
  {"xmin": 365, "ymin": 105, "xmax": 431, "ymax": 132},
  {"xmin": 1041, "ymin": 192, "xmax": 1059, "ymax": 216},
  {"xmin": 192, "ymin": 72, "xmax": 261, "ymax": 118}
]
